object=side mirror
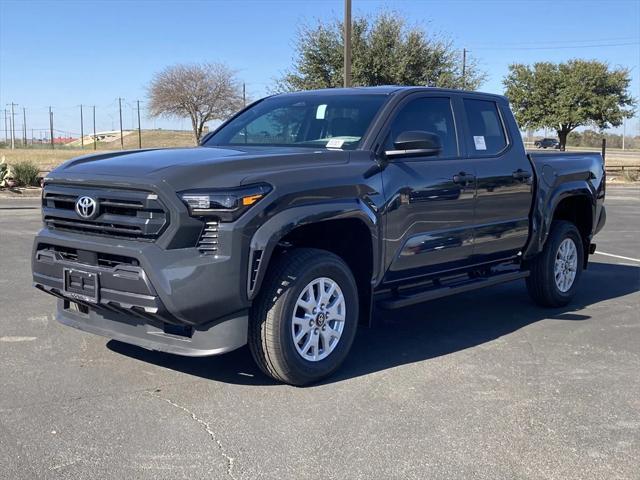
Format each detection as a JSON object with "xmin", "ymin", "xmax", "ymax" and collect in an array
[{"xmin": 385, "ymin": 130, "xmax": 442, "ymax": 159}]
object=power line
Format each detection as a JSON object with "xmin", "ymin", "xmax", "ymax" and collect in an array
[
  {"xmin": 473, "ymin": 36, "xmax": 639, "ymax": 47},
  {"xmin": 472, "ymin": 41, "xmax": 640, "ymax": 51}
]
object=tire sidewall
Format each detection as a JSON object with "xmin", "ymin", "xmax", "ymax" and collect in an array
[{"xmin": 275, "ymin": 257, "xmax": 359, "ymax": 383}]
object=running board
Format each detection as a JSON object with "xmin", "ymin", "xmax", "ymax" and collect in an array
[{"xmin": 378, "ymin": 271, "xmax": 530, "ymax": 310}]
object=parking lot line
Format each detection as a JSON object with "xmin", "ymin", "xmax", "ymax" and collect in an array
[{"xmin": 594, "ymin": 251, "xmax": 640, "ymax": 263}]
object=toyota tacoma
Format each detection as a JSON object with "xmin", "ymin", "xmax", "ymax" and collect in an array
[{"xmin": 32, "ymin": 87, "xmax": 606, "ymax": 385}]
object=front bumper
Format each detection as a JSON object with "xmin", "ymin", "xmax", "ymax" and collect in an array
[
  {"xmin": 32, "ymin": 227, "xmax": 250, "ymax": 356},
  {"xmin": 56, "ymin": 298, "xmax": 247, "ymax": 356}
]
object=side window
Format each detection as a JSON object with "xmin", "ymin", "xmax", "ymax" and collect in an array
[
  {"xmin": 386, "ymin": 97, "xmax": 458, "ymax": 158},
  {"xmin": 463, "ymin": 99, "xmax": 508, "ymax": 155}
]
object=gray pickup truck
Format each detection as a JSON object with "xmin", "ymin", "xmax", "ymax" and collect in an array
[{"xmin": 32, "ymin": 87, "xmax": 606, "ymax": 385}]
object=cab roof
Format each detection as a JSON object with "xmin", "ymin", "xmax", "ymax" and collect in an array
[{"xmin": 277, "ymin": 86, "xmax": 507, "ymax": 101}]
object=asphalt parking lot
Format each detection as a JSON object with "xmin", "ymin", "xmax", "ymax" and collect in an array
[{"xmin": 1, "ymin": 185, "xmax": 638, "ymax": 480}]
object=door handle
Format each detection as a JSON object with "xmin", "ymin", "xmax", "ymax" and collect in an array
[
  {"xmin": 453, "ymin": 172, "xmax": 475, "ymax": 185},
  {"xmin": 512, "ymin": 169, "xmax": 532, "ymax": 181}
]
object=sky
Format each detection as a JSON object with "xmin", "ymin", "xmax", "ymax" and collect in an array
[{"xmin": 1, "ymin": 0, "xmax": 639, "ymax": 138}]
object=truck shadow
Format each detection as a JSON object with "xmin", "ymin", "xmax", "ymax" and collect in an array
[{"xmin": 107, "ymin": 261, "xmax": 640, "ymax": 387}]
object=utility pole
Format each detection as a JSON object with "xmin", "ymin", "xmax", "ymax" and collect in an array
[
  {"xmin": 343, "ymin": 0, "xmax": 352, "ymax": 88},
  {"xmin": 3, "ymin": 109, "xmax": 7, "ymax": 144},
  {"xmin": 80, "ymin": 105, "xmax": 84, "ymax": 148},
  {"xmin": 462, "ymin": 48, "xmax": 467, "ymax": 90},
  {"xmin": 7, "ymin": 109, "xmax": 12, "ymax": 148},
  {"xmin": 622, "ymin": 118, "xmax": 626, "ymax": 150},
  {"xmin": 22, "ymin": 107, "xmax": 27, "ymax": 147},
  {"xmin": 49, "ymin": 106, "xmax": 54, "ymax": 149},
  {"xmin": 8, "ymin": 103, "xmax": 17, "ymax": 149},
  {"xmin": 92, "ymin": 106, "xmax": 97, "ymax": 150},
  {"xmin": 136, "ymin": 100, "xmax": 142, "ymax": 149},
  {"xmin": 243, "ymin": 83, "xmax": 246, "ymax": 107},
  {"xmin": 118, "ymin": 97, "xmax": 124, "ymax": 149}
]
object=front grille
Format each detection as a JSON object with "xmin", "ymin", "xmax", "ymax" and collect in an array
[
  {"xmin": 43, "ymin": 184, "xmax": 168, "ymax": 241},
  {"xmin": 38, "ymin": 244, "xmax": 139, "ymax": 268},
  {"xmin": 197, "ymin": 220, "xmax": 219, "ymax": 255}
]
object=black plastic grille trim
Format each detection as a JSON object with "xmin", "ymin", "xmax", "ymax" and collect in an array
[
  {"xmin": 42, "ymin": 184, "xmax": 168, "ymax": 241},
  {"xmin": 197, "ymin": 220, "xmax": 219, "ymax": 255},
  {"xmin": 248, "ymin": 250, "xmax": 263, "ymax": 292}
]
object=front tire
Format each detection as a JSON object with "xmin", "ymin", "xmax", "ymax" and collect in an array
[
  {"xmin": 526, "ymin": 220, "xmax": 584, "ymax": 307},
  {"xmin": 249, "ymin": 248, "xmax": 359, "ymax": 386}
]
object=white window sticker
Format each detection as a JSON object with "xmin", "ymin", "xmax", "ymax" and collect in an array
[
  {"xmin": 473, "ymin": 135, "xmax": 487, "ymax": 151},
  {"xmin": 326, "ymin": 138, "xmax": 344, "ymax": 149},
  {"xmin": 316, "ymin": 104, "xmax": 327, "ymax": 119}
]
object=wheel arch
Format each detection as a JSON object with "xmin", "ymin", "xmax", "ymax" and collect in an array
[
  {"xmin": 524, "ymin": 182, "xmax": 596, "ymax": 267},
  {"xmin": 247, "ymin": 201, "xmax": 380, "ymax": 314}
]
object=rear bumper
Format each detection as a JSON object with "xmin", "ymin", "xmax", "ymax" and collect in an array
[{"xmin": 595, "ymin": 205, "xmax": 606, "ymax": 235}]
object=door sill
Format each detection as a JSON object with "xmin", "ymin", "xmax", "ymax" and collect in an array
[{"xmin": 377, "ymin": 270, "xmax": 529, "ymax": 310}]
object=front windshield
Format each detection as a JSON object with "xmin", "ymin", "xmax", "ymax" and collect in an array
[{"xmin": 204, "ymin": 93, "xmax": 387, "ymax": 150}]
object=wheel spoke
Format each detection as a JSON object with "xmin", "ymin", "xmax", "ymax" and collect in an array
[
  {"xmin": 294, "ymin": 327, "xmax": 309, "ymax": 343},
  {"xmin": 320, "ymin": 282, "xmax": 336, "ymax": 306},
  {"xmin": 320, "ymin": 329, "xmax": 333, "ymax": 351},
  {"xmin": 301, "ymin": 334, "xmax": 314, "ymax": 354},
  {"xmin": 310, "ymin": 332, "xmax": 319, "ymax": 360},
  {"xmin": 327, "ymin": 302, "xmax": 345, "ymax": 322},
  {"xmin": 324, "ymin": 324, "xmax": 340, "ymax": 340}
]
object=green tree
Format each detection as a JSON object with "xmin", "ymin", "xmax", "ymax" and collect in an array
[
  {"xmin": 504, "ymin": 60, "xmax": 635, "ymax": 150},
  {"xmin": 274, "ymin": 13, "xmax": 485, "ymax": 92}
]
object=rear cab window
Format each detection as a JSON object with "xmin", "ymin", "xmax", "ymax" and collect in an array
[{"xmin": 463, "ymin": 99, "xmax": 508, "ymax": 156}]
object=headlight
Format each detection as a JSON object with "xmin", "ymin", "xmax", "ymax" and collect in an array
[{"xmin": 179, "ymin": 183, "xmax": 271, "ymax": 221}]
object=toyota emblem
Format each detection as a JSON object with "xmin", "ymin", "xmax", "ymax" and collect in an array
[{"xmin": 75, "ymin": 196, "xmax": 98, "ymax": 219}]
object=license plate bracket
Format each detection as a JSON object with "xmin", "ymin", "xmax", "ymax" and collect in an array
[{"xmin": 63, "ymin": 268, "xmax": 99, "ymax": 304}]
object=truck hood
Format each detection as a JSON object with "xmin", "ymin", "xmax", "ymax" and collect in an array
[{"xmin": 51, "ymin": 146, "xmax": 349, "ymax": 189}]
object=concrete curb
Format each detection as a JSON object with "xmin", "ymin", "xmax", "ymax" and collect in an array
[{"xmin": 0, "ymin": 188, "xmax": 42, "ymax": 198}]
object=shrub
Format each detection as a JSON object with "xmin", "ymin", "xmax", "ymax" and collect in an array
[
  {"xmin": 0, "ymin": 156, "xmax": 11, "ymax": 187},
  {"xmin": 12, "ymin": 161, "xmax": 40, "ymax": 187},
  {"xmin": 622, "ymin": 169, "xmax": 640, "ymax": 183}
]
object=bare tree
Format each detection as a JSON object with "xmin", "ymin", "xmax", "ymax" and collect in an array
[{"xmin": 147, "ymin": 63, "xmax": 244, "ymax": 145}]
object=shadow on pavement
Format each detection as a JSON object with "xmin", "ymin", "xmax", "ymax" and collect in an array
[{"xmin": 108, "ymin": 261, "xmax": 640, "ymax": 387}]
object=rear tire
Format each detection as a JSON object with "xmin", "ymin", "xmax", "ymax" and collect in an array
[
  {"xmin": 248, "ymin": 248, "xmax": 358, "ymax": 386},
  {"xmin": 526, "ymin": 220, "xmax": 584, "ymax": 307}
]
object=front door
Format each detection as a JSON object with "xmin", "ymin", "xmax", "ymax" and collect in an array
[{"xmin": 381, "ymin": 95, "xmax": 477, "ymax": 283}]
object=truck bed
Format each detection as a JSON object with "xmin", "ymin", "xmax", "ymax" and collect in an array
[{"xmin": 524, "ymin": 150, "xmax": 606, "ymax": 259}]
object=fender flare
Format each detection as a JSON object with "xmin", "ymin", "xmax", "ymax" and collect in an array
[
  {"xmin": 246, "ymin": 200, "xmax": 380, "ymax": 300},
  {"xmin": 524, "ymin": 181, "xmax": 596, "ymax": 259}
]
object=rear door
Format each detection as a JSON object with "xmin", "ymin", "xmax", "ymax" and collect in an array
[
  {"xmin": 461, "ymin": 97, "xmax": 534, "ymax": 262},
  {"xmin": 380, "ymin": 94, "xmax": 477, "ymax": 283}
]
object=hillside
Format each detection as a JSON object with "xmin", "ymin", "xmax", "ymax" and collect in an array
[
  {"xmin": 1, "ymin": 129, "xmax": 637, "ymax": 172},
  {"xmin": 0, "ymin": 130, "xmax": 195, "ymax": 170}
]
